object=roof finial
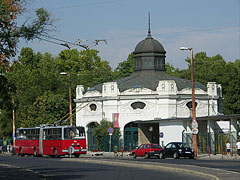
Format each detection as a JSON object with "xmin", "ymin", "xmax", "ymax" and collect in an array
[{"xmin": 147, "ymin": 11, "xmax": 151, "ymax": 38}]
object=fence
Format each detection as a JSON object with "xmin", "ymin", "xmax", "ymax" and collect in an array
[
  {"xmin": 88, "ymin": 134, "xmax": 136, "ymax": 152},
  {"xmin": 183, "ymin": 132, "xmax": 238, "ymax": 155}
]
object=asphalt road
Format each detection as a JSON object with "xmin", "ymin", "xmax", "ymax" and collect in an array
[
  {"xmin": 120, "ymin": 157, "xmax": 240, "ymax": 173},
  {"xmin": 0, "ymin": 155, "xmax": 210, "ymax": 180}
]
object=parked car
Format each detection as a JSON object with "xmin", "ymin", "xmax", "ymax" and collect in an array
[
  {"xmin": 132, "ymin": 143, "xmax": 162, "ymax": 159},
  {"xmin": 159, "ymin": 142, "xmax": 194, "ymax": 159}
]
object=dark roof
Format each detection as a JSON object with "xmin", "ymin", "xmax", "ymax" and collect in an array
[
  {"xmin": 134, "ymin": 36, "xmax": 166, "ymax": 54},
  {"xmin": 92, "ymin": 70, "xmax": 206, "ymax": 93}
]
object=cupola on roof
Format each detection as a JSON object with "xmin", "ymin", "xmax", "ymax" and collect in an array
[
  {"xmin": 134, "ymin": 36, "xmax": 165, "ymax": 54},
  {"xmin": 90, "ymin": 14, "xmax": 206, "ymax": 93},
  {"xmin": 134, "ymin": 14, "xmax": 166, "ymax": 55},
  {"xmin": 133, "ymin": 13, "xmax": 166, "ymax": 71}
]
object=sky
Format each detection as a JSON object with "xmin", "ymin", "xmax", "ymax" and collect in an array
[{"xmin": 18, "ymin": 0, "xmax": 240, "ymax": 70}]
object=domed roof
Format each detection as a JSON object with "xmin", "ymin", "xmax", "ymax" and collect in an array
[{"xmin": 134, "ymin": 35, "xmax": 165, "ymax": 54}]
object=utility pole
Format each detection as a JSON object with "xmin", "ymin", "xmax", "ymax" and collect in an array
[
  {"xmin": 12, "ymin": 97, "xmax": 15, "ymax": 148},
  {"xmin": 180, "ymin": 47, "xmax": 198, "ymax": 157},
  {"xmin": 68, "ymin": 73, "xmax": 72, "ymax": 126}
]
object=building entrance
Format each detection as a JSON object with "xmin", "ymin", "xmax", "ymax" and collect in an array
[
  {"xmin": 124, "ymin": 122, "xmax": 138, "ymax": 151},
  {"xmin": 87, "ymin": 122, "xmax": 98, "ymax": 151}
]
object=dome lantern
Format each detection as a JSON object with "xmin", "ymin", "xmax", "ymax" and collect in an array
[{"xmin": 133, "ymin": 13, "xmax": 166, "ymax": 71}]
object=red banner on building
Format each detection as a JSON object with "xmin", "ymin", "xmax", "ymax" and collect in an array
[{"xmin": 113, "ymin": 113, "xmax": 119, "ymax": 128}]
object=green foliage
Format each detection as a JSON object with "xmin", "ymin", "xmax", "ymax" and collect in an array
[
  {"xmin": 0, "ymin": 1, "xmax": 54, "ymax": 60},
  {"xmin": 1, "ymin": 47, "xmax": 239, "ymax": 139},
  {"xmin": 56, "ymin": 48, "xmax": 113, "ymax": 88},
  {"xmin": 0, "ymin": 47, "xmax": 114, "ymax": 138},
  {"xmin": 168, "ymin": 52, "xmax": 240, "ymax": 115},
  {"xmin": 93, "ymin": 119, "xmax": 120, "ymax": 150},
  {"xmin": 113, "ymin": 53, "xmax": 134, "ymax": 78},
  {"xmin": 24, "ymin": 92, "xmax": 68, "ymax": 127},
  {"xmin": 0, "ymin": 75, "xmax": 12, "ymax": 138}
]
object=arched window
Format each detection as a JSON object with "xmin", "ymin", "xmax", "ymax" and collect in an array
[
  {"xmin": 89, "ymin": 104, "xmax": 97, "ymax": 111},
  {"xmin": 131, "ymin": 102, "xmax": 146, "ymax": 110}
]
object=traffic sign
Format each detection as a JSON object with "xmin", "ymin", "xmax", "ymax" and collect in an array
[
  {"xmin": 68, "ymin": 146, "xmax": 75, "ymax": 154},
  {"xmin": 191, "ymin": 119, "xmax": 198, "ymax": 129},
  {"xmin": 108, "ymin": 127, "xmax": 114, "ymax": 134},
  {"xmin": 159, "ymin": 132, "xmax": 164, "ymax": 138},
  {"xmin": 192, "ymin": 128, "xmax": 199, "ymax": 134}
]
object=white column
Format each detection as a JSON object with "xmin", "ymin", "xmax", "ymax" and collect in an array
[
  {"xmin": 230, "ymin": 118, "xmax": 238, "ymax": 145},
  {"xmin": 207, "ymin": 119, "xmax": 215, "ymax": 154}
]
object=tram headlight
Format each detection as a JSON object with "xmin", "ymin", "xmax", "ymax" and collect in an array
[
  {"xmin": 72, "ymin": 143, "xmax": 75, "ymax": 147},
  {"xmin": 77, "ymin": 143, "xmax": 80, "ymax": 147}
]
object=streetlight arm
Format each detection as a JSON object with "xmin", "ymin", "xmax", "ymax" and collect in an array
[{"xmin": 180, "ymin": 47, "xmax": 192, "ymax": 51}]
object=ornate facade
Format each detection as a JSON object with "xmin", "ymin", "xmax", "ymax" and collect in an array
[{"xmin": 74, "ymin": 24, "xmax": 239, "ymax": 153}]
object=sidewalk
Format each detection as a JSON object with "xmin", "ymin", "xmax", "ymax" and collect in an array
[
  {"xmin": 86, "ymin": 151, "xmax": 240, "ymax": 160},
  {"xmin": 1, "ymin": 151, "xmax": 240, "ymax": 160}
]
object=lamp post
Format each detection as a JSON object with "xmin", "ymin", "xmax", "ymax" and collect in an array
[
  {"xmin": 12, "ymin": 97, "xmax": 15, "ymax": 148},
  {"xmin": 180, "ymin": 47, "xmax": 198, "ymax": 157},
  {"xmin": 60, "ymin": 72, "xmax": 72, "ymax": 126}
]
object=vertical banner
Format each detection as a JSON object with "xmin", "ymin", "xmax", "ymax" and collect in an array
[{"xmin": 113, "ymin": 113, "xmax": 119, "ymax": 128}]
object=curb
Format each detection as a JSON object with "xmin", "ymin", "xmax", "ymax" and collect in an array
[{"xmin": 62, "ymin": 158, "xmax": 220, "ymax": 180}]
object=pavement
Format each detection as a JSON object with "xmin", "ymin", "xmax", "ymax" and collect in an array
[
  {"xmin": 1, "ymin": 151, "xmax": 240, "ymax": 160},
  {"xmin": 1, "ymin": 152, "xmax": 240, "ymax": 180},
  {"xmin": 63, "ymin": 152, "xmax": 240, "ymax": 180},
  {"xmin": 86, "ymin": 151, "xmax": 240, "ymax": 160}
]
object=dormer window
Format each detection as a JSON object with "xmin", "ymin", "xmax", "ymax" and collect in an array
[
  {"xmin": 89, "ymin": 104, "xmax": 97, "ymax": 111},
  {"xmin": 131, "ymin": 102, "xmax": 146, "ymax": 110}
]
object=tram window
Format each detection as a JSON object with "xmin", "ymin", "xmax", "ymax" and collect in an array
[
  {"xmin": 30, "ymin": 129, "xmax": 39, "ymax": 140},
  {"xmin": 64, "ymin": 127, "xmax": 85, "ymax": 139},
  {"xmin": 52, "ymin": 128, "xmax": 62, "ymax": 140},
  {"xmin": 64, "ymin": 128, "xmax": 72, "ymax": 139},
  {"xmin": 44, "ymin": 128, "xmax": 62, "ymax": 140},
  {"xmin": 17, "ymin": 129, "xmax": 26, "ymax": 140},
  {"xmin": 76, "ymin": 127, "xmax": 85, "ymax": 137}
]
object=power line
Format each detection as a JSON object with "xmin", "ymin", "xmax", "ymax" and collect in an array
[{"xmin": 40, "ymin": 34, "xmax": 89, "ymax": 49}]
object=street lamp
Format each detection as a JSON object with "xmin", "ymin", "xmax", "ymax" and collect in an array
[
  {"xmin": 60, "ymin": 72, "xmax": 72, "ymax": 126},
  {"xmin": 180, "ymin": 47, "xmax": 198, "ymax": 157}
]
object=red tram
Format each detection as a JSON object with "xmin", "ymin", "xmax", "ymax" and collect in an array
[{"xmin": 15, "ymin": 125, "xmax": 86, "ymax": 158}]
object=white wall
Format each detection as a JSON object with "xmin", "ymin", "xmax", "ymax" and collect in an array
[
  {"xmin": 75, "ymin": 79, "xmax": 221, "ymax": 147},
  {"xmin": 159, "ymin": 121, "xmax": 185, "ymax": 146}
]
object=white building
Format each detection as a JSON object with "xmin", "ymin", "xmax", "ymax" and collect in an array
[{"xmin": 74, "ymin": 26, "xmax": 239, "ymax": 153}]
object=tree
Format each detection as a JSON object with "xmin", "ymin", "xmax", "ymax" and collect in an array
[
  {"xmin": 0, "ymin": 0, "xmax": 54, "ymax": 61},
  {"xmin": 56, "ymin": 48, "xmax": 113, "ymax": 88},
  {"xmin": 93, "ymin": 119, "xmax": 120, "ymax": 150},
  {"xmin": 113, "ymin": 53, "xmax": 134, "ymax": 79},
  {"xmin": 5, "ymin": 48, "xmax": 69, "ymax": 128},
  {"xmin": 172, "ymin": 52, "xmax": 240, "ymax": 115},
  {"xmin": 0, "ymin": 0, "xmax": 54, "ymax": 138},
  {"xmin": 0, "ymin": 47, "xmax": 115, "ymax": 134}
]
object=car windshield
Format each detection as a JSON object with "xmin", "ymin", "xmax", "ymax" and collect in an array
[
  {"xmin": 178, "ymin": 143, "xmax": 190, "ymax": 148},
  {"xmin": 151, "ymin": 144, "xmax": 161, "ymax": 149}
]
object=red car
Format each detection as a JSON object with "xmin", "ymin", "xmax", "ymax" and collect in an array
[{"xmin": 132, "ymin": 144, "xmax": 162, "ymax": 159}]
